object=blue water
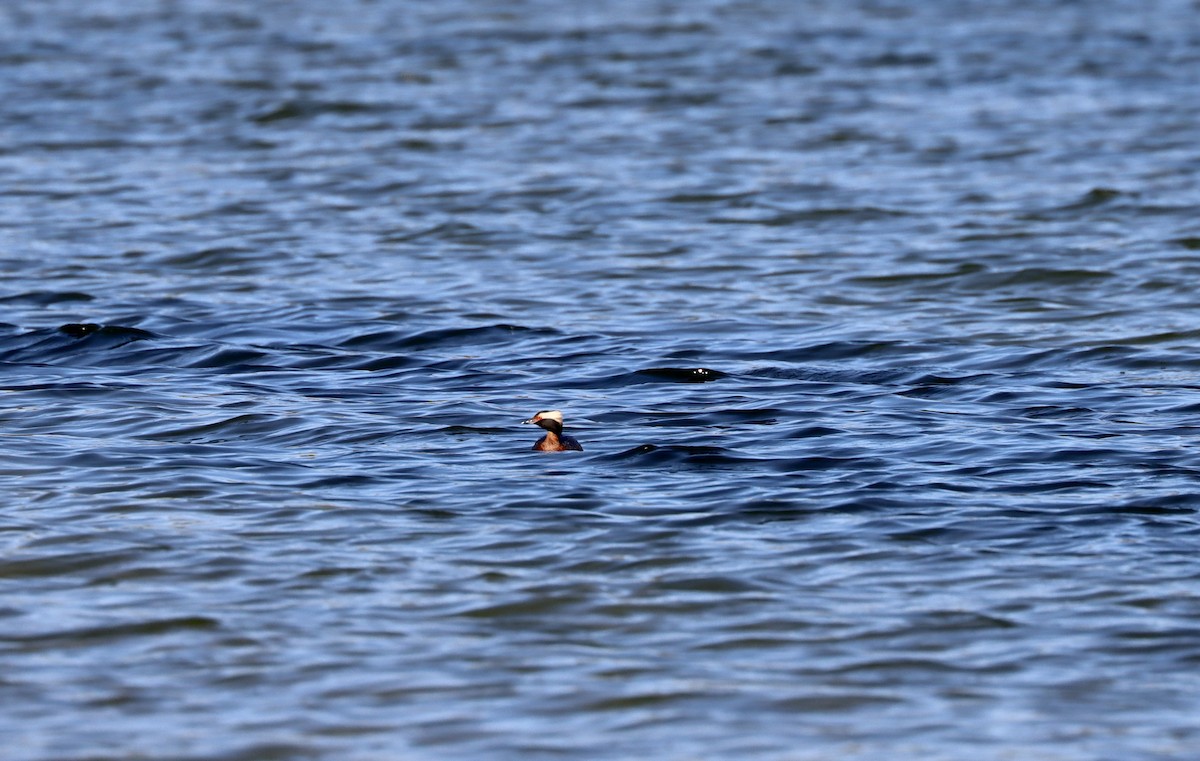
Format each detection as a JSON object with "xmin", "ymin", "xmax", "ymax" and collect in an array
[{"xmin": 3, "ymin": 1, "xmax": 1200, "ymax": 759}]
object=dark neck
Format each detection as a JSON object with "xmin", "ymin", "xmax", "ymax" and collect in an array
[{"xmin": 537, "ymin": 419, "xmax": 563, "ymax": 435}]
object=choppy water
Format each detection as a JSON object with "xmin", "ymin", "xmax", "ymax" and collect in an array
[{"xmin": 4, "ymin": 1, "xmax": 1200, "ymax": 759}]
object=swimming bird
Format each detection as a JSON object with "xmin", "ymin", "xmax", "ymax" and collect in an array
[{"xmin": 523, "ymin": 409, "xmax": 583, "ymax": 452}]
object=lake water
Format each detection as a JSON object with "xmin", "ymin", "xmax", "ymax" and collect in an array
[{"xmin": 3, "ymin": 1, "xmax": 1200, "ymax": 759}]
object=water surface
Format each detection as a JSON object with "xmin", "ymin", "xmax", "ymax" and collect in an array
[{"xmin": 3, "ymin": 1, "xmax": 1200, "ymax": 759}]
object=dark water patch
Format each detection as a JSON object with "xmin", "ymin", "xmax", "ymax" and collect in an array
[
  {"xmin": 629, "ymin": 367, "xmax": 725, "ymax": 384},
  {"xmin": 0, "ymin": 291, "xmax": 94, "ymax": 306},
  {"xmin": 896, "ymin": 372, "xmax": 994, "ymax": 398},
  {"xmin": 1086, "ymin": 496, "xmax": 1199, "ymax": 515},
  {"xmin": 746, "ymin": 365, "xmax": 916, "ymax": 385},
  {"xmin": 960, "ymin": 267, "xmax": 1114, "ymax": 289},
  {"xmin": 994, "ymin": 479, "xmax": 1116, "ymax": 495},
  {"xmin": 907, "ymin": 372, "xmax": 992, "ymax": 387},
  {"xmin": 775, "ymin": 455, "xmax": 885, "ymax": 473},
  {"xmin": 1059, "ymin": 186, "xmax": 1129, "ymax": 208},
  {"xmin": 861, "ymin": 51, "xmax": 938, "ymax": 68},
  {"xmin": 185, "ymin": 347, "xmax": 272, "ymax": 370},
  {"xmin": 1160, "ymin": 400, "xmax": 1200, "ymax": 414},
  {"xmin": 662, "ymin": 190, "xmax": 758, "ymax": 205},
  {"xmin": 770, "ymin": 693, "xmax": 904, "ymax": 712},
  {"xmin": 0, "ymin": 550, "xmax": 149, "ymax": 580},
  {"xmin": 612, "ymin": 444, "xmax": 661, "ymax": 458},
  {"xmin": 908, "ymin": 609, "xmax": 1019, "ymax": 631},
  {"xmin": 607, "ymin": 444, "xmax": 755, "ymax": 467},
  {"xmin": 380, "ymin": 220, "xmax": 497, "ymax": 244},
  {"xmin": 785, "ymin": 425, "xmax": 844, "ymax": 439},
  {"xmin": 738, "ymin": 341, "xmax": 930, "ymax": 364},
  {"xmin": 251, "ymin": 98, "xmax": 393, "ymax": 125},
  {"xmin": 0, "ymin": 324, "xmax": 156, "ymax": 362},
  {"xmin": 1017, "ymin": 187, "xmax": 1184, "ymax": 222},
  {"xmin": 1063, "ymin": 344, "xmax": 1200, "ymax": 371},
  {"xmin": 300, "ymin": 474, "xmax": 380, "ymax": 490},
  {"xmin": 156, "ymin": 246, "xmax": 268, "ymax": 270},
  {"xmin": 1018, "ymin": 404, "xmax": 1098, "ymax": 420},
  {"xmin": 3, "ymin": 616, "xmax": 220, "ymax": 645},
  {"xmin": 342, "ymin": 354, "xmax": 415, "ymax": 372},
  {"xmin": 59, "ymin": 323, "xmax": 155, "ymax": 342},
  {"xmin": 339, "ymin": 323, "xmax": 553, "ymax": 352},
  {"xmin": 710, "ymin": 206, "xmax": 910, "ymax": 226},
  {"xmin": 177, "ymin": 202, "xmax": 269, "ymax": 221},
  {"xmin": 846, "ymin": 262, "xmax": 986, "ymax": 287},
  {"xmin": 1088, "ymin": 328, "xmax": 1200, "ymax": 346},
  {"xmin": 141, "ymin": 413, "xmax": 296, "ymax": 444},
  {"xmin": 700, "ymin": 407, "xmax": 786, "ymax": 426},
  {"xmin": 193, "ymin": 742, "xmax": 323, "ymax": 761}
]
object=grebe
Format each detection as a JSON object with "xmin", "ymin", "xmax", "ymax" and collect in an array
[{"xmin": 523, "ymin": 410, "xmax": 583, "ymax": 452}]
